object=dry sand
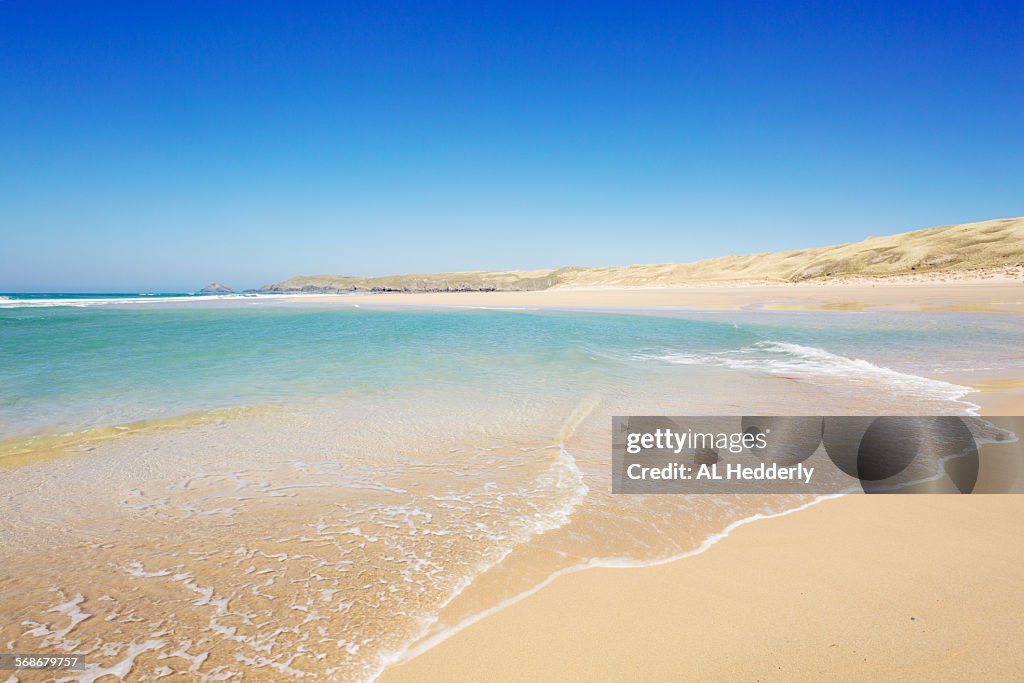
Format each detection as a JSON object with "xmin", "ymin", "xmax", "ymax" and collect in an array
[
  {"xmin": 274, "ymin": 218, "xmax": 1024, "ymax": 680},
  {"xmin": 381, "ymin": 395, "xmax": 1024, "ymax": 682},
  {"xmin": 265, "ymin": 217, "xmax": 1024, "ymax": 293},
  {"xmin": 313, "ymin": 272, "xmax": 1024, "ymax": 680},
  {"xmin": 288, "ymin": 276, "xmax": 1024, "ymax": 314},
  {"xmin": 382, "ymin": 495, "xmax": 1024, "ymax": 682},
  {"xmin": 266, "ymin": 218, "xmax": 1024, "ymax": 313}
]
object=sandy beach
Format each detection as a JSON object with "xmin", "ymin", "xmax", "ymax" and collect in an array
[
  {"xmin": 381, "ymin": 388, "xmax": 1024, "ymax": 682},
  {"xmin": 382, "ymin": 495, "xmax": 1024, "ymax": 682},
  {"xmin": 3, "ymin": 283, "xmax": 1022, "ymax": 680},
  {"xmin": 315, "ymin": 275, "xmax": 1024, "ymax": 683},
  {"xmin": 287, "ymin": 276, "xmax": 1024, "ymax": 315},
  {"xmin": 6, "ymin": 2, "xmax": 1024, "ymax": 679}
]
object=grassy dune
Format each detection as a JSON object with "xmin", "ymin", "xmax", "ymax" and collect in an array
[{"xmin": 262, "ymin": 217, "xmax": 1024, "ymax": 292}]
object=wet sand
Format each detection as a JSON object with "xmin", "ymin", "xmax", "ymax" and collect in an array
[
  {"xmin": 382, "ymin": 495, "xmax": 1024, "ymax": 682},
  {"xmin": 3, "ymin": 290, "xmax": 1021, "ymax": 680},
  {"xmin": 381, "ymin": 393, "xmax": 1024, "ymax": 682}
]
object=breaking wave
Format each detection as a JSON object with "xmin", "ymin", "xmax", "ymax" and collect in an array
[{"xmin": 633, "ymin": 341, "xmax": 977, "ymax": 413}]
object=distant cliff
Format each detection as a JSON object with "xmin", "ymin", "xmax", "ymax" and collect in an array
[{"xmin": 260, "ymin": 217, "xmax": 1024, "ymax": 293}]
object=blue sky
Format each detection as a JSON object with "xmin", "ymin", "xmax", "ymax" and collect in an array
[{"xmin": 2, "ymin": 1, "xmax": 1022, "ymax": 291}]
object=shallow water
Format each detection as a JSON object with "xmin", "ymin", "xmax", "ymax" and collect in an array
[
  {"xmin": 1, "ymin": 301, "xmax": 1021, "ymax": 680},
  {"xmin": 6, "ymin": 303, "xmax": 1020, "ymax": 437}
]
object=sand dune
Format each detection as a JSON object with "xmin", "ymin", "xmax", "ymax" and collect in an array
[{"xmin": 262, "ymin": 217, "xmax": 1024, "ymax": 292}]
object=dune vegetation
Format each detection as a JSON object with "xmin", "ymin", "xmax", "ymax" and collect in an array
[{"xmin": 261, "ymin": 217, "xmax": 1024, "ymax": 292}]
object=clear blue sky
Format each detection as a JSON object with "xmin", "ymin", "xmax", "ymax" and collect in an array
[{"xmin": 2, "ymin": 1, "xmax": 1022, "ymax": 291}]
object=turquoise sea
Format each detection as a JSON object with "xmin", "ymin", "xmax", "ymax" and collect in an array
[
  {"xmin": 4, "ymin": 295, "xmax": 1023, "ymax": 438},
  {"xmin": 1, "ymin": 294, "xmax": 1022, "ymax": 680}
]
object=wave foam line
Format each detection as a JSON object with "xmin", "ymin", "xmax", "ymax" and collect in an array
[
  {"xmin": 0, "ymin": 293, "xmax": 352, "ymax": 308},
  {"xmin": 369, "ymin": 398, "xmax": 598, "ymax": 681},
  {"xmin": 379, "ymin": 493, "xmax": 843, "ymax": 679},
  {"xmin": 638, "ymin": 341, "xmax": 979, "ymax": 414}
]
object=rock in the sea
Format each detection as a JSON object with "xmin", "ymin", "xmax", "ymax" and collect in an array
[{"xmin": 197, "ymin": 282, "xmax": 235, "ymax": 294}]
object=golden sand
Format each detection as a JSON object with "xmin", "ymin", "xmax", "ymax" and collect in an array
[
  {"xmin": 0, "ymin": 405, "xmax": 275, "ymax": 470},
  {"xmin": 381, "ymin": 393, "xmax": 1024, "ymax": 682},
  {"xmin": 382, "ymin": 494, "xmax": 1024, "ymax": 682},
  {"xmin": 279, "ymin": 277, "xmax": 1024, "ymax": 314},
  {"xmin": 265, "ymin": 217, "xmax": 1024, "ymax": 292},
  {"xmin": 4, "ymin": 280, "xmax": 1023, "ymax": 680}
]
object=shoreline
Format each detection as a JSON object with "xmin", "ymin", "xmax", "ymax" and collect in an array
[
  {"xmin": 2, "ymin": 285, "xmax": 1022, "ymax": 679},
  {"xmin": 3, "ymin": 276, "xmax": 1022, "ymax": 314},
  {"xmin": 382, "ymin": 494, "xmax": 1024, "ymax": 682},
  {"xmin": 378, "ymin": 493, "xmax": 846, "ymax": 678},
  {"xmin": 380, "ymin": 391, "xmax": 1024, "ymax": 681},
  {"xmin": 279, "ymin": 277, "xmax": 1024, "ymax": 314}
]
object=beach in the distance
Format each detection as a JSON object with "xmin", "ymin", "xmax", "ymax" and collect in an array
[{"xmin": 275, "ymin": 275, "xmax": 1024, "ymax": 315}]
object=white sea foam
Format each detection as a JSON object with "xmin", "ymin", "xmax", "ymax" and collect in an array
[
  {"xmin": 1, "ymin": 322, "xmax": 1003, "ymax": 680},
  {"xmin": 0, "ymin": 293, "xmax": 343, "ymax": 308},
  {"xmin": 380, "ymin": 494, "xmax": 843, "ymax": 679},
  {"xmin": 64, "ymin": 638, "xmax": 166, "ymax": 683},
  {"xmin": 634, "ymin": 341, "xmax": 978, "ymax": 413},
  {"xmin": 23, "ymin": 594, "xmax": 92, "ymax": 650},
  {"xmin": 369, "ymin": 402, "xmax": 593, "ymax": 682}
]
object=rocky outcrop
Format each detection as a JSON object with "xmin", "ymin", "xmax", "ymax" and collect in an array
[{"xmin": 197, "ymin": 282, "xmax": 236, "ymax": 294}]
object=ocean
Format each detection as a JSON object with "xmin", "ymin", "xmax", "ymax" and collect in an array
[{"xmin": 1, "ymin": 295, "xmax": 1022, "ymax": 680}]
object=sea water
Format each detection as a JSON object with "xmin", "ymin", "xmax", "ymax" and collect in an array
[{"xmin": 1, "ymin": 298, "xmax": 1022, "ymax": 680}]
